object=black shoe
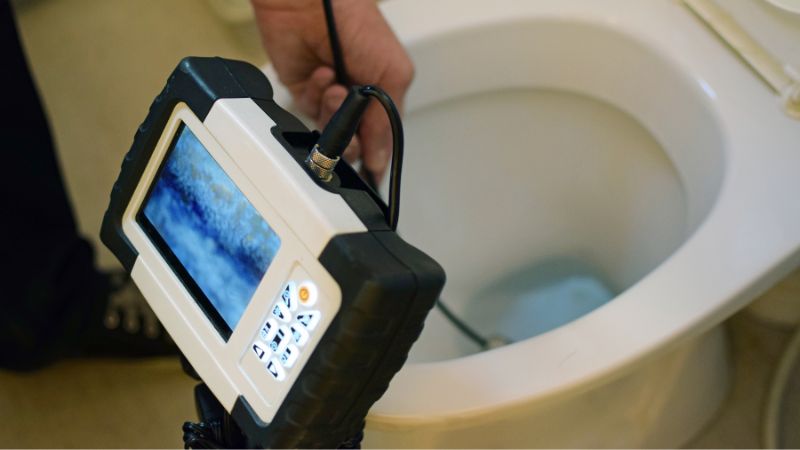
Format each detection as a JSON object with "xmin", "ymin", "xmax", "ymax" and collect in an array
[{"xmin": 79, "ymin": 271, "xmax": 179, "ymax": 358}]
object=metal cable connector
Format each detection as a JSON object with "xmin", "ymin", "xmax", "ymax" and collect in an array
[{"xmin": 305, "ymin": 144, "xmax": 340, "ymax": 182}]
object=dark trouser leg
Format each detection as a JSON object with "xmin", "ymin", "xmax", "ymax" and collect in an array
[{"xmin": 0, "ymin": 1, "xmax": 106, "ymax": 370}]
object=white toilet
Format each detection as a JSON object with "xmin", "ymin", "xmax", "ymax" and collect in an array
[{"xmin": 267, "ymin": 0, "xmax": 800, "ymax": 446}]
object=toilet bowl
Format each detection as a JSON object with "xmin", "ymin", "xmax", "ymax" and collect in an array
[{"xmin": 265, "ymin": 0, "xmax": 800, "ymax": 446}]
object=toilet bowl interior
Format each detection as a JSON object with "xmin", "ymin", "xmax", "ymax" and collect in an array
[{"xmin": 393, "ymin": 19, "xmax": 727, "ymax": 362}]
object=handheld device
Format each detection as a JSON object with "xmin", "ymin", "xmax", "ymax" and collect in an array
[{"xmin": 100, "ymin": 56, "xmax": 445, "ymax": 448}]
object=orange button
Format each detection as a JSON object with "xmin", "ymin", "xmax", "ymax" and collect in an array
[{"xmin": 298, "ymin": 286, "xmax": 310, "ymax": 303}]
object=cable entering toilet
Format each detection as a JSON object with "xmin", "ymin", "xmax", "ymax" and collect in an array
[{"xmin": 320, "ymin": 0, "xmax": 507, "ymax": 350}]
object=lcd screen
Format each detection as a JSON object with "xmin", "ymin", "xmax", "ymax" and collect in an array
[{"xmin": 138, "ymin": 124, "xmax": 281, "ymax": 339}]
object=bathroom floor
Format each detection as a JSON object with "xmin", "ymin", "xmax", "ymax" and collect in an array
[
  {"xmin": 686, "ymin": 313, "xmax": 794, "ymax": 449},
  {"xmin": 0, "ymin": 309, "xmax": 792, "ymax": 448},
  {"xmin": 5, "ymin": 0, "xmax": 799, "ymax": 447}
]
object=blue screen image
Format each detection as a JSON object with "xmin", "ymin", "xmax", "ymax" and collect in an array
[{"xmin": 143, "ymin": 125, "xmax": 281, "ymax": 333}]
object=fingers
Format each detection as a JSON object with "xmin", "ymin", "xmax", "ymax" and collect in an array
[
  {"xmin": 314, "ymin": 73, "xmax": 412, "ymax": 183},
  {"xmin": 253, "ymin": 0, "xmax": 413, "ymax": 185},
  {"xmin": 341, "ymin": 135, "xmax": 362, "ymax": 164},
  {"xmin": 343, "ymin": 32, "xmax": 413, "ymax": 181},
  {"xmin": 317, "ymin": 83, "xmax": 349, "ymax": 126},
  {"xmin": 296, "ymin": 66, "xmax": 336, "ymax": 119},
  {"xmin": 358, "ymin": 103, "xmax": 392, "ymax": 183},
  {"xmin": 358, "ymin": 64, "xmax": 413, "ymax": 183}
]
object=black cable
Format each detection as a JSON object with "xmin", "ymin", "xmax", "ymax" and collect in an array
[
  {"xmin": 320, "ymin": 0, "xmax": 398, "ymax": 227},
  {"xmin": 311, "ymin": 84, "xmax": 402, "ymax": 231},
  {"xmin": 318, "ymin": 0, "xmax": 403, "ymax": 231},
  {"xmin": 322, "ymin": 0, "xmax": 349, "ymax": 86},
  {"xmin": 319, "ymin": 0, "xmax": 490, "ymax": 348},
  {"xmin": 322, "ymin": 0, "xmax": 379, "ymax": 195},
  {"xmin": 435, "ymin": 299, "xmax": 488, "ymax": 349},
  {"xmin": 357, "ymin": 85, "xmax": 403, "ymax": 231}
]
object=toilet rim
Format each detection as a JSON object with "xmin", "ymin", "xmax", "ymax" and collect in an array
[{"xmin": 358, "ymin": 0, "xmax": 800, "ymax": 421}]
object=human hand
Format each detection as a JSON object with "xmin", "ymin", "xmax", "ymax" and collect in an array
[{"xmin": 252, "ymin": 0, "xmax": 413, "ymax": 182}]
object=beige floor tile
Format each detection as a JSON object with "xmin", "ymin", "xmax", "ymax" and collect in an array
[
  {"xmin": 687, "ymin": 313, "xmax": 793, "ymax": 448},
  {"xmin": 0, "ymin": 357, "xmax": 196, "ymax": 448}
]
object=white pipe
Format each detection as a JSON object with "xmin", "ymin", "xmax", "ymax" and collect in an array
[{"xmin": 763, "ymin": 324, "xmax": 800, "ymax": 448}]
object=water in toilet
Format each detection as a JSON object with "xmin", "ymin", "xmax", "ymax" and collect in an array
[
  {"xmin": 399, "ymin": 87, "xmax": 686, "ymax": 363},
  {"xmin": 465, "ymin": 257, "xmax": 614, "ymax": 341}
]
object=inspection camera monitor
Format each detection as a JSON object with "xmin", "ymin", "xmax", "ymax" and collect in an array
[{"xmin": 100, "ymin": 57, "xmax": 445, "ymax": 448}]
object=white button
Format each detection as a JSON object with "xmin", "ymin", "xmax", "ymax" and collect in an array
[
  {"xmin": 296, "ymin": 311, "xmax": 320, "ymax": 331},
  {"xmin": 280, "ymin": 281, "xmax": 298, "ymax": 311},
  {"xmin": 279, "ymin": 344, "xmax": 299, "ymax": 368},
  {"xmin": 252, "ymin": 341, "xmax": 270, "ymax": 362},
  {"xmin": 297, "ymin": 281, "xmax": 318, "ymax": 307},
  {"xmin": 271, "ymin": 301, "xmax": 291, "ymax": 323},
  {"xmin": 268, "ymin": 326, "xmax": 290, "ymax": 353},
  {"xmin": 290, "ymin": 323, "xmax": 309, "ymax": 346},
  {"xmin": 259, "ymin": 318, "xmax": 278, "ymax": 342},
  {"xmin": 266, "ymin": 358, "xmax": 286, "ymax": 381}
]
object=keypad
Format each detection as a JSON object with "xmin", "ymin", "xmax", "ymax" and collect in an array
[
  {"xmin": 279, "ymin": 344, "xmax": 299, "ymax": 368},
  {"xmin": 297, "ymin": 281, "xmax": 318, "ymax": 307},
  {"xmin": 280, "ymin": 282, "xmax": 297, "ymax": 311},
  {"xmin": 295, "ymin": 311, "xmax": 320, "ymax": 331},
  {"xmin": 253, "ymin": 278, "xmax": 322, "ymax": 381},
  {"xmin": 259, "ymin": 318, "xmax": 278, "ymax": 341},
  {"xmin": 266, "ymin": 358, "xmax": 286, "ymax": 381},
  {"xmin": 272, "ymin": 302, "xmax": 291, "ymax": 322},
  {"xmin": 269, "ymin": 326, "xmax": 289, "ymax": 353},
  {"xmin": 252, "ymin": 341, "xmax": 270, "ymax": 362},
  {"xmin": 289, "ymin": 324, "xmax": 309, "ymax": 346}
]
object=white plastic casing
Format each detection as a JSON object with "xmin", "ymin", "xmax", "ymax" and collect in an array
[{"xmin": 120, "ymin": 99, "xmax": 366, "ymax": 423}]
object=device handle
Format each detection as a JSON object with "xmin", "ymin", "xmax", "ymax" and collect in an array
[{"xmin": 182, "ymin": 383, "xmax": 364, "ymax": 449}]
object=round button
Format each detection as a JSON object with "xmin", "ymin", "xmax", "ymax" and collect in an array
[{"xmin": 297, "ymin": 281, "xmax": 318, "ymax": 306}]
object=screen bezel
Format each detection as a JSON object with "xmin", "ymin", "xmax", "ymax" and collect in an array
[
  {"xmin": 137, "ymin": 122, "xmax": 260, "ymax": 341},
  {"xmin": 118, "ymin": 100, "xmax": 351, "ymax": 423}
]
